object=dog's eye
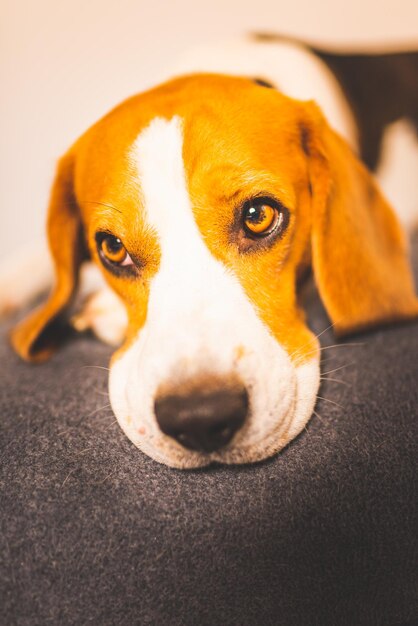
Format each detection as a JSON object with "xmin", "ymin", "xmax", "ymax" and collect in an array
[
  {"xmin": 100, "ymin": 235, "xmax": 130, "ymax": 265},
  {"xmin": 243, "ymin": 200, "xmax": 283, "ymax": 237},
  {"xmin": 97, "ymin": 233, "xmax": 134, "ymax": 268}
]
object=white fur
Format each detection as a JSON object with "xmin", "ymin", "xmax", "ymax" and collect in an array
[
  {"xmin": 376, "ymin": 119, "xmax": 418, "ymax": 230},
  {"xmin": 109, "ymin": 117, "xmax": 320, "ymax": 468},
  {"xmin": 165, "ymin": 36, "xmax": 358, "ymax": 149},
  {"xmin": 0, "ymin": 243, "xmax": 53, "ymax": 318},
  {"xmin": 166, "ymin": 37, "xmax": 418, "ymax": 232},
  {"xmin": 71, "ymin": 286, "xmax": 127, "ymax": 346}
]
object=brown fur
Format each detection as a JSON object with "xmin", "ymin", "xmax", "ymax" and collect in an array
[{"xmin": 11, "ymin": 75, "xmax": 418, "ymax": 363}]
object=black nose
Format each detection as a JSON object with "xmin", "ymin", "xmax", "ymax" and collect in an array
[{"xmin": 154, "ymin": 382, "xmax": 249, "ymax": 453}]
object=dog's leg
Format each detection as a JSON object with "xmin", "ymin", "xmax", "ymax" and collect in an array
[
  {"xmin": 71, "ymin": 287, "xmax": 128, "ymax": 346},
  {"xmin": 0, "ymin": 244, "xmax": 127, "ymax": 346}
]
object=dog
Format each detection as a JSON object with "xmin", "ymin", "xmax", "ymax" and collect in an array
[{"xmin": 4, "ymin": 35, "xmax": 418, "ymax": 468}]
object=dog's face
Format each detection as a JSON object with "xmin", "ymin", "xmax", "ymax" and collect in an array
[{"xmin": 12, "ymin": 75, "xmax": 418, "ymax": 468}]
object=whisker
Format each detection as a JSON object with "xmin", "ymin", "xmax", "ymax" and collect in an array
[
  {"xmin": 318, "ymin": 342, "xmax": 364, "ymax": 351},
  {"xmin": 312, "ymin": 408, "xmax": 325, "ymax": 424},
  {"xmin": 97, "ymin": 408, "xmax": 114, "ymax": 418},
  {"xmin": 320, "ymin": 355, "xmax": 342, "ymax": 365},
  {"xmin": 290, "ymin": 321, "xmax": 337, "ymax": 361},
  {"xmin": 94, "ymin": 389, "xmax": 109, "ymax": 397},
  {"xmin": 86, "ymin": 403, "xmax": 112, "ymax": 418},
  {"xmin": 313, "ymin": 321, "xmax": 337, "ymax": 341},
  {"xmin": 80, "ymin": 365, "xmax": 110, "ymax": 372},
  {"xmin": 57, "ymin": 404, "xmax": 114, "ymax": 437},
  {"xmin": 322, "ymin": 362, "xmax": 355, "ymax": 376},
  {"xmin": 316, "ymin": 395, "xmax": 345, "ymax": 410},
  {"xmin": 293, "ymin": 341, "xmax": 364, "ymax": 366},
  {"xmin": 320, "ymin": 376, "xmax": 351, "ymax": 387},
  {"xmin": 95, "ymin": 411, "xmax": 116, "ymax": 421},
  {"xmin": 79, "ymin": 200, "xmax": 122, "ymax": 214},
  {"xmin": 312, "ymin": 408, "xmax": 339, "ymax": 435}
]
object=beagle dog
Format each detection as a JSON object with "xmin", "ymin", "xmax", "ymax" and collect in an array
[{"xmin": 5, "ymin": 35, "xmax": 418, "ymax": 469}]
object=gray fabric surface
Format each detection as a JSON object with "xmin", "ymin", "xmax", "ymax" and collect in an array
[{"xmin": 1, "ymin": 239, "xmax": 418, "ymax": 626}]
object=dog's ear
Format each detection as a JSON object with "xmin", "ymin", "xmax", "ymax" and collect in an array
[
  {"xmin": 301, "ymin": 102, "xmax": 418, "ymax": 335},
  {"xmin": 11, "ymin": 151, "xmax": 87, "ymax": 362}
]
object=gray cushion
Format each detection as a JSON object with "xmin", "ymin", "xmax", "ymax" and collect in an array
[{"xmin": 1, "ymin": 238, "xmax": 417, "ymax": 626}]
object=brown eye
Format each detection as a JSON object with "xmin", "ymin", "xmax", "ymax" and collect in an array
[
  {"xmin": 96, "ymin": 233, "xmax": 134, "ymax": 271},
  {"xmin": 243, "ymin": 200, "xmax": 281, "ymax": 236},
  {"xmin": 101, "ymin": 235, "xmax": 127, "ymax": 263}
]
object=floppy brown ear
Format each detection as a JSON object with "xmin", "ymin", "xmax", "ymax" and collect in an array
[
  {"xmin": 11, "ymin": 152, "xmax": 87, "ymax": 362},
  {"xmin": 302, "ymin": 102, "xmax": 418, "ymax": 336}
]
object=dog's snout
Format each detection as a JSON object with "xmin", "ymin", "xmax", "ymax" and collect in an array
[{"xmin": 154, "ymin": 382, "xmax": 249, "ymax": 453}]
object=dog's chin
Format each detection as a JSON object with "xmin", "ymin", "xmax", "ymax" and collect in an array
[{"xmin": 109, "ymin": 358, "xmax": 320, "ymax": 469}]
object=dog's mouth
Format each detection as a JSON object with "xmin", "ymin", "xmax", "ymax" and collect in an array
[{"xmin": 109, "ymin": 357, "xmax": 320, "ymax": 469}]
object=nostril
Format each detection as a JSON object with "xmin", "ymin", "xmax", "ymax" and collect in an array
[
  {"xmin": 209, "ymin": 422, "xmax": 232, "ymax": 442},
  {"xmin": 176, "ymin": 432, "xmax": 196, "ymax": 449},
  {"xmin": 213, "ymin": 424, "xmax": 232, "ymax": 439},
  {"xmin": 154, "ymin": 380, "xmax": 249, "ymax": 453}
]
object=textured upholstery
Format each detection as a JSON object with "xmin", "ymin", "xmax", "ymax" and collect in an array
[{"xmin": 1, "ymin": 238, "xmax": 417, "ymax": 625}]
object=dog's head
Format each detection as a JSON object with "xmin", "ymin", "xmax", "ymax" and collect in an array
[{"xmin": 12, "ymin": 75, "xmax": 418, "ymax": 468}]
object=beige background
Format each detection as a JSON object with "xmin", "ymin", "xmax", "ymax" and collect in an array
[{"xmin": 1, "ymin": 0, "xmax": 418, "ymax": 262}]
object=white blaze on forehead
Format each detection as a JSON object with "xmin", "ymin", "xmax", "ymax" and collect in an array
[
  {"xmin": 129, "ymin": 115, "xmax": 289, "ymax": 382},
  {"xmin": 133, "ymin": 116, "xmax": 195, "ymax": 252},
  {"xmin": 109, "ymin": 116, "xmax": 319, "ymax": 468}
]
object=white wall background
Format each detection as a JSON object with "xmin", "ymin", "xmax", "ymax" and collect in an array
[{"xmin": 1, "ymin": 0, "xmax": 418, "ymax": 262}]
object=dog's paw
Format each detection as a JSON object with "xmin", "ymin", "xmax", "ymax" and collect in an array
[{"xmin": 71, "ymin": 288, "xmax": 128, "ymax": 346}]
